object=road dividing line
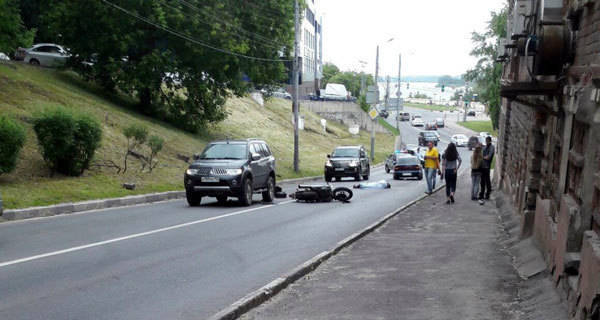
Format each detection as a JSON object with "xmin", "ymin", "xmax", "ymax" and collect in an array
[{"xmin": 0, "ymin": 201, "xmax": 293, "ymax": 268}]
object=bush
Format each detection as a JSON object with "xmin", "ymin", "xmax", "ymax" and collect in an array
[
  {"xmin": 33, "ymin": 108, "xmax": 102, "ymax": 176},
  {"xmin": 0, "ymin": 116, "xmax": 26, "ymax": 174},
  {"xmin": 122, "ymin": 124, "xmax": 148, "ymax": 173}
]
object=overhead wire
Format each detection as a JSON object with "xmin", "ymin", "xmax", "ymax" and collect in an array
[
  {"xmin": 158, "ymin": 0, "xmax": 287, "ymax": 50},
  {"xmin": 173, "ymin": 0, "xmax": 288, "ymax": 47},
  {"xmin": 100, "ymin": 0, "xmax": 292, "ymax": 62}
]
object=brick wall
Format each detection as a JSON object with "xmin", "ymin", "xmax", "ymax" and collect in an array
[{"xmin": 497, "ymin": 1, "xmax": 600, "ymax": 318}]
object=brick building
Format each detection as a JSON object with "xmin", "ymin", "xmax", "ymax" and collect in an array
[{"xmin": 496, "ymin": 0, "xmax": 600, "ymax": 318}]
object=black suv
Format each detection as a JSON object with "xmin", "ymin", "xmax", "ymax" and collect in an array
[
  {"xmin": 324, "ymin": 145, "xmax": 370, "ymax": 182},
  {"xmin": 184, "ymin": 139, "xmax": 276, "ymax": 206},
  {"xmin": 418, "ymin": 131, "xmax": 440, "ymax": 146}
]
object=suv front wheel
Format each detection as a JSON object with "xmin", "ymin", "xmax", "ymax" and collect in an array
[
  {"xmin": 240, "ymin": 177, "xmax": 253, "ymax": 206},
  {"xmin": 362, "ymin": 167, "xmax": 370, "ymax": 180},
  {"xmin": 262, "ymin": 176, "xmax": 275, "ymax": 202},
  {"xmin": 186, "ymin": 191, "xmax": 202, "ymax": 207}
]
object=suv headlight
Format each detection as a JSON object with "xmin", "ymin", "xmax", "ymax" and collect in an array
[
  {"xmin": 349, "ymin": 160, "xmax": 359, "ymax": 167},
  {"xmin": 186, "ymin": 168, "xmax": 200, "ymax": 175},
  {"xmin": 224, "ymin": 168, "xmax": 242, "ymax": 175}
]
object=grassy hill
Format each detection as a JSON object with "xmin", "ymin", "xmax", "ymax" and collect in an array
[{"xmin": 0, "ymin": 63, "xmax": 394, "ymax": 209}]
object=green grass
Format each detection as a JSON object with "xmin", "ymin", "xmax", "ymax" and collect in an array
[
  {"xmin": 457, "ymin": 120, "xmax": 498, "ymax": 137},
  {"xmin": 378, "ymin": 118, "xmax": 400, "ymax": 136},
  {"xmin": 405, "ymin": 102, "xmax": 457, "ymax": 112},
  {"xmin": 0, "ymin": 63, "xmax": 395, "ymax": 209}
]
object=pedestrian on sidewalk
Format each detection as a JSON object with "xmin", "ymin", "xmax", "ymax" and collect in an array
[
  {"xmin": 479, "ymin": 136, "xmax": 495, "ymax": 200},
  {"xmin": 423, "ymin": 141, "xmax": 439, "ymax": 195},
  {"xmin": 471, "ymin": 144, "xmax": 483, "ymax": 201},
  {"xmin": 441, "ymin": 142, "xmax": 462, "ymax": 204}
]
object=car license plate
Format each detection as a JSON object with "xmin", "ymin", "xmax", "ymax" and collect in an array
[
  {"xmin": 201, "ymin": 177, "xmax": 219, "ymax": 183},
  {"xmin": 335, "ymin": 168, "xmax": 345, "ymax": 171},
  {"xmin": 402, "ymin": 173, "xmax": 411, "ymax": 176}
]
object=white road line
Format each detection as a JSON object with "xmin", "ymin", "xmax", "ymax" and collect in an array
[{"xmin": 0, "ymin": 201, "xmax": 294, "ymax": 269}]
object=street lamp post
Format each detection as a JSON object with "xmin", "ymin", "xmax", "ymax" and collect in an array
[{"xmin": 370, "ymin": 37, "xmax": 394, "ymax": 162}]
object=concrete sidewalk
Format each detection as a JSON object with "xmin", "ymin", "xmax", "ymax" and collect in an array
[{"xmin": 241, "ymin": 173, "xmax": 521, "ymax": 320}]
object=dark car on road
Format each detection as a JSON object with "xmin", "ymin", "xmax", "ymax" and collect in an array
[
  {"xmin": 418, "ymin": 131, "xmax": 440, "ymax": 146},
  {"xmin": 184, "ymin": 139, "xmax": 276, "ymax": 207},
  {"xmin": 325, "ymin": 146, "xmax": 370, "ymax": 182},
  {"xmin": 392, "ymin": 154, "xmax": 423, "ymax": 180},
  {"xmin": 425, "ymin": 121, "xmax": 438, "ymax": 130},
  {"xmin": 397, "ymin": 112, "xmax": 411, "ymax": 121}
]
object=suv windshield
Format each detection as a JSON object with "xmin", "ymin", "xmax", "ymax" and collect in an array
[
  {"xmin": 332, "ymin": 148, "xmax": 360, "ymax": 158},
  {"xmin": 199, "ymin": 143, "xmax": 247, "ymax": 160}
]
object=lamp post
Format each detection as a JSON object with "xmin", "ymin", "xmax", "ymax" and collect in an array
[{"xmin": 370, "ymin": 37, "xmax": 394, "ymax": 162}]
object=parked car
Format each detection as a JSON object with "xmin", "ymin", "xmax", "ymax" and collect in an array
[
  {"xmin": 324, "ymin": 145, "xmax": 370, "ymax": 182},
  {"xmin": 411, "ymin": 114, "xmax": 422, "ymax": 120},
  {"xmin": 418, "ymin": 131, "xmax": 440, "ymax": 146},
  {"xmin": 272, "ymin": 88, "xmax": 292, "ymax": 99},
  {"xmin": 468, "ymin": 136, "xmax": 480, "ymax": 150},
  {"xmin": 398, "ymin": 112, "xmax": 411, "ymax": 121},
  {"xmin": 23, "ymin": 43, "xmax": 70, "ymax": 67},
  {"xmin": 435, "ymin": 118, "xmax": 445, "ymax": 128},
  {"xmin": 392, "ymin": 154, "xmax": 423, "ymax": 180},
  {"xmin": 451, "ymin": 134, "xmax": 469, "ymax": 147},
  {"xmin": 425, "ymin": 121, "xmax": 438, "ymax": 130},
  {"xmin": 412, "ymin": 117, "xmax": 424, "ymax": 127},
  {"xmin": 184, "ymin": 139, "xmax": 276, "ymax": 206},
  {"xmin": 0, "ymin": 53, "xmax": 10, "ymax": 61},
  {"xmin": 467, "ymin": 110, "xmax": 476, "ymax": 116}
]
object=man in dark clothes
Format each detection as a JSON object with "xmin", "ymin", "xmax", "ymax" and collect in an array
[{"xmin": 479, "ymin": 136, "xmax": 495, "ymax": 200}]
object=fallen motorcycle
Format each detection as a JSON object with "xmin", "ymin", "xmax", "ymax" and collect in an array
[{"xmin": 290, "ymin": 184, "xmax": 353, "ymax": 203}]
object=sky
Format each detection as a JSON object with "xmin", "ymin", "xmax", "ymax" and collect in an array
[{"xmin": 319, "ymin": 0, "xmax": 507, "ymax": 77}]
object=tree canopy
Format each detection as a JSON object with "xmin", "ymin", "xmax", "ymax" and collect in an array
[
  {"xmin": 464, "ymin": 4, "xmax": 507, "ymax": 129},
  {"xmin": 0, "ymin": 0, "xmax": 35, "ymax": 54},
  {"xmin": 24, "ymin": 0, "xmax": 297, "ymax": 133},
  {"xmin": 321, "ymin": 62, "xmax": 373, "ymax": 97}
]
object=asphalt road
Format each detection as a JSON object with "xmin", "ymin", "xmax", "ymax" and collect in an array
[{"xmin": 0, "ymin": 108, "xmax": 473, "ymax": 320}]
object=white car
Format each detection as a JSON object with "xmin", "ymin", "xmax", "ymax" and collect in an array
[
  {"xmin": 272, "ymin": 88, "xmax": 292, "ymax": 99},
  {"xmin": 451, "ymin": 134, "xmax": 469, "ymax": 147},
  {"xmin": 412, "ymin": 118, "xmax": 424, "ymax": 127},
  {"xmin": 24, "ymin": 43, "xmax": 70, "ymax": 67},
  {"xmin": 0, "ymin": 53, "xmax": 10, "ymax": 61}
]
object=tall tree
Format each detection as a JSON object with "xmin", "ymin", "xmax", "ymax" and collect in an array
[
  {"xmin": 42, "ymin": 0, "xmax": 297, "ymax": 133},
  {"xmin": 321, "ymin": 62, "xmax": 340, "ymax": 88},
  {"xmin": 464, "ymin": 4, "xmax": 507, "ymax": 129},
  {"xmin": 0, "ymin": 0, "xmax": 35, "ymax": 54}
]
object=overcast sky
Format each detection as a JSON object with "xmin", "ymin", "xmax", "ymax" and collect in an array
[{"xmin": 320, "ymin": 0, "xmax": 507, "ymax": 77}]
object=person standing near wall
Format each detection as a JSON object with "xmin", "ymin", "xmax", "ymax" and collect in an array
[
  {"xmin": 471, "ymin": 144, "xmax": 483, "ymax": 201},
  {"xmin": 442, "ymin": 142, "xmax": 462, "ymax": 204},
  {"xmin": 479, "ymin": 136, "xmax": 495, "ymax": 200},
  {"xmin": 423, "ymin": 141, "xmax": 439, "ymax": 195}
]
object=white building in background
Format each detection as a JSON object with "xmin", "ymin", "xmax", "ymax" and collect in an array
[{"xmin": 288, "ymin": 0, "xmax": 323, "ymax": 98}]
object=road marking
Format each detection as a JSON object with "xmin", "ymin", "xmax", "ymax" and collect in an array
[{"xmin": 0, "ymin": 201, "xmax": 293, "ymax": 269}]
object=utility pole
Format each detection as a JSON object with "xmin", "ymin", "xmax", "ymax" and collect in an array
[
  {"xmin": 293, "ymin": 0, "xmax": 300, "ymax": 172},
  {"xmin": 371, "ymin": 45, "xmax": 379, "ymax": 162},
  {"xmin": 463, "ymin": 83, "xmax": 469, "ymax": 123},
  {"xmin": 396, "ymin": 54, "xmax": 401, "ymax": 132}
]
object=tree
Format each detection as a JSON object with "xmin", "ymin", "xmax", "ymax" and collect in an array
[
  {"xmin": 322, "ymin": 63, "xmax": 340, "ymax": 88},
  {"xmin": 464, "ymin": 4, "xmax": 508, "ymax": 129},
  {"xmin": 0, "ymin": 0, "xmax": 35, "ymax": 54},
  {"xmin": 329, "ymin": 71, "xmax": 373, "ymax": 97},
  {"xmin": 42, "ymin": 0, "xmax": 297, "ymax": 133}
]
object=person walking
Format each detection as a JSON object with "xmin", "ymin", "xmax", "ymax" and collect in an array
[
  {"xmin": 470, "ymin": 144, "xmax": 483, "ymax": 201},
  {"xmin": 423, "ymin": 141, "xmax": 439, "ymax": 195},
  {"xmin": 479, "ymin": 136, "xmax": 495, "ymax": 200},
  {"xmin": 441, "ymin": 143, "xmax": 462, "ymax": 204}
]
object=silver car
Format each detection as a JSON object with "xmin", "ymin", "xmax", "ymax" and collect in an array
[{"xmin": 24, "ymin": 43, "xmax": 70, "ymax": 67}]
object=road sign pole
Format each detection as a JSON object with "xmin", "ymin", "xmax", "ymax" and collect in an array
[
  {"xmin": 371, "ymin": 45, "xmax": 379, "ymax": 162},
  {"xmin": 293, "ymin": 0, "xmax": 300, "ymax": 172}
]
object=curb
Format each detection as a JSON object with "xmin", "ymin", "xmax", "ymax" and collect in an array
[
  {"xmin": 1, "ymin": 162, "xmax": 386, "ymax": 222},
  {"xmin": 207, "ymin": 183, "xmax": 446, "ymax": 320}
]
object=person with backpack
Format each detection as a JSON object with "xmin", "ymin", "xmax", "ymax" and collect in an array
[
  {"xmin": 470, "ymin": 144, "xmax": 483, "ymax": 201},
  {"xmin": 441, "ymin": 142, "xmax": 462, "ymax": 204}
]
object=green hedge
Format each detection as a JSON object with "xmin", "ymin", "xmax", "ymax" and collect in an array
[
  {"xmin": 33, "ymin": 108, "xmax": 102, "ymax": 176},
  {"xmin": 0, "ymin": 116, "xmax": 26, "ymax": 174}
]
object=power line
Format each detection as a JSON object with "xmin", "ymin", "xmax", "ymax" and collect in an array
[
  {"xmin": 159, "ymin": 0, "xmax": 286, "ymax": 50},
  {"xmin": 174, "ymin": 0, "xmax": 288, "ymax": 47},
  {"xmin": 100, "ymin": 0, "xmax": 292, "ymax": 62}
]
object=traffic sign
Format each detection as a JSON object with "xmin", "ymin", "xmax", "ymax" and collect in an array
[{"xmin": 368, "ymin": 107, "xmax": 378, "ymax": 120}]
